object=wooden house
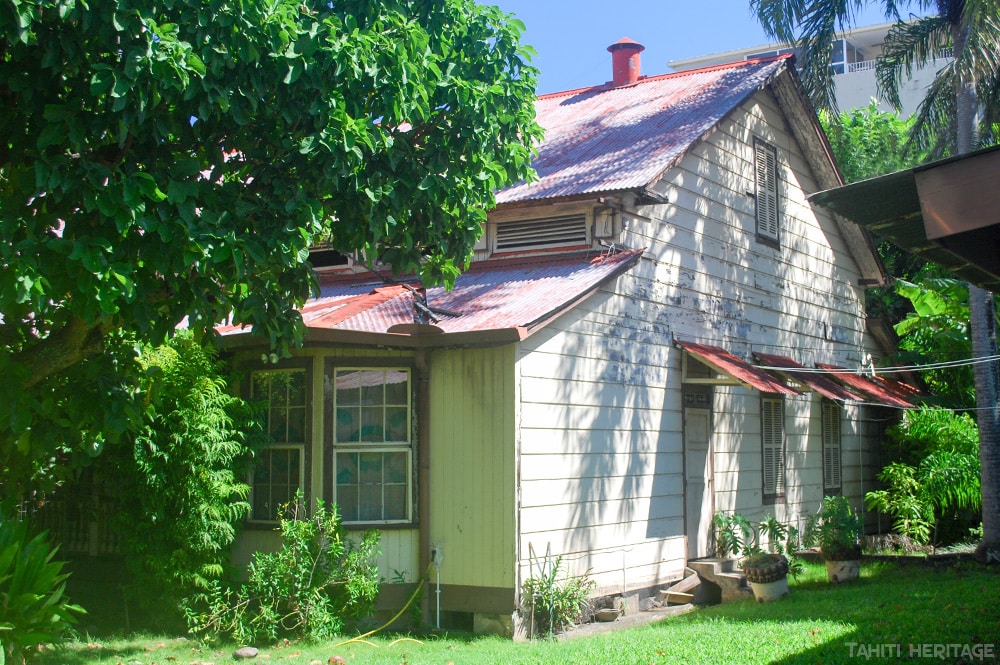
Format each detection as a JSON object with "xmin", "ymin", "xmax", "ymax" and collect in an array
[{"xmin": 222, "ymin": 39, "xmax": 913, "ymax": 635}]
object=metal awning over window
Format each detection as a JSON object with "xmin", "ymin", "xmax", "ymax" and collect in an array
[
  {"xmin": 753, "ymin": 352, "xmax": 863, "ymax": 402},
  {"xmin": 816, "ymin": 364, "xmax": 915, "ymax": 408},
  {"xmin": 675, "ymin": 340, "xmax": 799, "ymax": 395}
]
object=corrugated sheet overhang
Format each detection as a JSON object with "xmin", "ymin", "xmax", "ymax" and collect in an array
[{"xmin": 675, "ymin": 340, "xmax": 799, "ymax": 395}]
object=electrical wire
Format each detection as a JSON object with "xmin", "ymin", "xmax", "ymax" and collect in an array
[{"xmin": 754, "ymin": 354, "xmax": 1000, "ymax": 376}]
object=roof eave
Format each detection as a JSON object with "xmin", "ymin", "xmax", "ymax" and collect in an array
[
  {"xmin": 767, "ymin": 70, "xmax": 890, "ymax": 287},
  {"xmin": 218, "ymin": 325, "xmax": 528, "ymax": 352}
]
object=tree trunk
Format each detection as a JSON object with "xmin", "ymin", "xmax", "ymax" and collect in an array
[
  {"xmin": 970, "ymin": 286, "xmax": 1000, "ymax": 561},
  {"xmin": 951, "ymin": 18, "xmax": 1000, "ymax": 562}
]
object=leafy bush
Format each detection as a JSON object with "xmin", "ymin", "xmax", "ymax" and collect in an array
[
  {"xmin": 804, "ymin": 496, "xmax": 863, "ymax": 560},
  {"xmin": 189, "ymin": 492, "xmax": 380, "ymax": 643},
  {"xmin": 867, "ymin": 407, "xmax": 981, "ymax": 546},
  {"xmin": 520, "ymin": 556, "xmax": 594, "ymax": 638},
  {"xmin": 893, "ymin": 278, "xmax": 974, "ymax": 408},
  {"xmin": 714, "ymin": 511, "xmax": 803, "ymax": 577},
  {"xmin": 106, "ymin": 334, "xmax": 265, "ymax": 629},
  {"xmin": 713, "ymin": 512, "xmax": 754, "ymax": 558},
  {"xmin": 0, "ymin": 514, "xmax": 84, "ymax": 665}
]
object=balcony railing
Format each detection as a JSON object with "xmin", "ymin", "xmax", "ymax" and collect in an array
[{"xmin": 839, "ymin": 49, "xmax": 953, "ymax": 75}]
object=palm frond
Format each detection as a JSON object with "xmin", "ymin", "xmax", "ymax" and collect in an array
[
  {"xmin": 908, "ymin": 70, "xmax": 958, "ymax": 156},
  {"xmin": 877, "ymin": 15, "xmax": 951, "ymax": 110},
  {"xmin": 751, "ymin": 0, "xmax": 807, "ymax": 43}
]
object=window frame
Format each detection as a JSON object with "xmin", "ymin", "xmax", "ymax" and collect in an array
[
  {"xmin": 821, "ymin": 399, "xmax": 843, "ymax": 496},
  {"xmin": 753, "ymin": 137, "xmax": 780, "ymax": 247},
  {"xmin": 327, "ymin": 364, "xmax": 415, "ymax": 526},
  {"xmin": 247, "ymin": 365, "xmax": 310, "ymax": 525},
  {"xmin": 761, "ymin": 394, "xmax": 786, "ymax": 505}
]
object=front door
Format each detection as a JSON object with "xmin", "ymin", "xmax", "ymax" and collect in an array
[{"xmin": 684, "ymin": 408, "xmax": 713, "ymax": 560}]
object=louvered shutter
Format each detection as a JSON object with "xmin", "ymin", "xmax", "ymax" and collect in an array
[
  {"xmin": 754, "ymin": 139, "xmax": 779, "ymax": 242},
  {"xmin": 761, "ymin": 397, "xmax": 785, "ymax": 499},
  {"xmin": 822, "ymin": 400, "xmax": 842, "ymax": 493}
]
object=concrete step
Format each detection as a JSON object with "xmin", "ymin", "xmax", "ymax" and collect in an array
[{"xmin": 688, "ymin": 557, "xmax": 753, "ymax": 603}]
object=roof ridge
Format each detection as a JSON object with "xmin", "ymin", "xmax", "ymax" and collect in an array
[{"xmin": 536, "ymin": 54, "xmax": 790, "ymax": 101}]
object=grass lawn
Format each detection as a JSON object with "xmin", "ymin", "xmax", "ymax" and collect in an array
[{"xmin": 39, "ymin": 560, "xmax": 1000, "ymax": 665}]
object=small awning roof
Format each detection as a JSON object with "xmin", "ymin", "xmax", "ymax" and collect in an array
[
  {"xmin": 809, "ymin": 145, "xmax": 1000, "ymax": 292},
  {"xmin": 816, "ymin": 364, "xmax": 916, "ymax": 408},
  {"xmin": 753, "ymin": 352, "xmax": 863, "ymax": 402},
  {"xmin": 675, "ymin": 340, "xmax": 800, "ymax": 395}
]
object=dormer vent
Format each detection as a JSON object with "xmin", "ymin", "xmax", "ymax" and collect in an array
[{"xmin": 494, "ymin": 215, "xmax": 588, "ymax": 253}]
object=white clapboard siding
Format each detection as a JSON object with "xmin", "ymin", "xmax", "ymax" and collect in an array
[{"xmin": 512, "ymin": 89, "xmax": 884, "ymax": 597}]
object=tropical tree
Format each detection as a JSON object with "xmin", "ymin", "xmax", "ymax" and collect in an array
[
  {"xmin": 0, "ymin": 0, "xmax": 541, "ymax": 494},
  {"xmin": 894, "ymin": 275, "xmax": 976, "ymax": 407},
  {"xmin": 818, "ymin": 102, "xmax": 928, "ymax": 325},
  {"xmin": 752, "ymin": 0, "xmax": 1000, "ymax": 561}
]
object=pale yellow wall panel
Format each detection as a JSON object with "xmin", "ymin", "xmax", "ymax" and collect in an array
[
  {"xmin": 428, "ymin": 346, "xmax": 516, "ymax": 589},
  {"xmin": 374, "ymin": 529, "xmax": 420, "ymax": 583}
]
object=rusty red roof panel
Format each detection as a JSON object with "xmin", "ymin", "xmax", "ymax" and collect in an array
[
  {"xmin": 221, "ymin": 249, "xmax": 642, "ymax": 339},
  {"xmin": 754, "ymin": 352, "xmax": 864, "ymax": 402},
  {"xmin": 497, "ymin": 57, "xmax": 789, "ymax": 204},
  {"xmin": 816, "ymin": 364, "xmax": 915, "ymax": 408},
  {"xmin": 676, "ymin": 340, "xmax": 799, "ymax": 395}
]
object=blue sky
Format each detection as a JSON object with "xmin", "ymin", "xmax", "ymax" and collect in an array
[{"xmin": 491, "ymin": 1, "xmax": 906, "ymax": 94}]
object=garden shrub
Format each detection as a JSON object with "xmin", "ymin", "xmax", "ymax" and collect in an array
[
  {"xmin": 0, "ymin": 512, "xmax": 84, "ymax": 665},
  {"xmin": 520, "ymin": 556, "xmax": 594, "ymax": 637},
  {"xmin": 867, "ymin": 407, "xmax": 981, "ymax": 546},
  {"xmin": 106, "ymin": 334, "xmax": 265, "ymax": 630},
  {"xmin": 189, "ymin": 492, "xmax": 380, "ymax": 643}
]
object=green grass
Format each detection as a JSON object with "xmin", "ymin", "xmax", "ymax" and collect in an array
[{"xmin": 38, "ymin": 561, "xmax": 1000, "ymax": 665}]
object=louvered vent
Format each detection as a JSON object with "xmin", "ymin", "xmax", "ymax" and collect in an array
[
  {"xmin": 309, "ymin": 242, "xmax": 351, "ymax": 270},
  {"xmin": 494, "ymin": 215, "xmax": 588, "ymax": 253}
]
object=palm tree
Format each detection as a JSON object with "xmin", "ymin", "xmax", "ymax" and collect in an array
[{"xmin": 751, "ymin": 0, "xmax": 1000, "ymax": 560}]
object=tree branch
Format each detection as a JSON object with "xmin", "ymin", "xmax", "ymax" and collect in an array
[{"xmin": 16, "ymin": 316, "xmax": 107, "ymax": 389}]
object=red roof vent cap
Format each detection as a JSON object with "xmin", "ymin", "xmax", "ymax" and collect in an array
[{"xmin": 607, "ymin": 37, "xmax": 645, "ymax": 87}]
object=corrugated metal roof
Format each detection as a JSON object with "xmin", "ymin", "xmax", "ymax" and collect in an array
[
  {"xmin": 675, "ymin": 339, "xmax": 800, "ymax": 395},
  {"xmin": 753, "ymin": 352, "xmax": 863, "ymax": 402},
  {"xmin": 810, "ymin": 145, "xmax": 1000, "ymax": 292},
  {"xmin": 220, "ymin": 249, "xmax": 642, "ymax": 341},
  {"xmin": 497, "ymin": 57, "xmax": 789, "ymax": 204},
  {"xmin": 816, "ymin": 364, "xmax": 915, "ymax": 408}
]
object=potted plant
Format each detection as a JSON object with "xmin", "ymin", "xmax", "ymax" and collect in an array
[
  {"xmin": 807, "ymin": 495, "xmax": 863, "ymax": 583},
  {"xmin": 714, "ymin": 512, "xmax": 800, "ymax": 602},
  {"xmin": 742, "ymin": 516, "xmax": 801, "ymax": 602}
]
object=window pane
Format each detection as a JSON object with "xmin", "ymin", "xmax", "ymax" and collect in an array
[
  {"xmin": 360, "ymin": 407, "xmax": 384, "ymax": 442},
  {"xmin": 360, "ymin": 484, "xmax": 382, "ymax": 521},
  {"xmin": 384, "ymin": 485, "xmax": 407, "ymax": 521},
  {"xmin": 336, "ymin": 370, "xmax": 361, "ymax": 406},
  {"xmin": 384, "ymin": 371, "xmax": 408, "ymax": 405},
  {"xmin": 385, "ymin": 451, "xmax": 407, "ymax": 484},
  {"xmin": 253, "ymin": 487, "xmax": 271, "ymax": 521},
  {"xmin": 360, "ymin": 370, "xmax": 384, "ymax": 404},
  {"xmin": 253, "ymin": 447, "xmax": 301, "ymax": 521},
  {"xmin": 287, "ymin": 408, "xmax": 306, "ymax": 444},
  {"xmin": 359, "ymin": 452, "xmax": 383, "ymax": 484},
  {"xmin": 336, "ymin": 407, "xmax": 359, "ymax": 443},
  {"xmin": 336, "ymin": 452, "xmax": 358, "ymax": 485},
  {"xmin": 287, "ymin": 371, "xmax": 306, "ymax": 405},
  {"xmin": 385, "ymin": 407, "xmax": 408, "ymax": 441}
]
